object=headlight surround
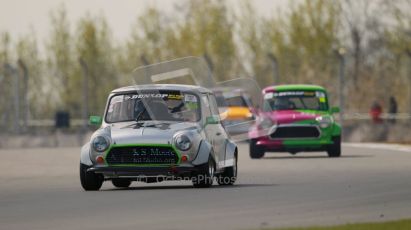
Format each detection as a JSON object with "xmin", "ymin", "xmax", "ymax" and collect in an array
[
  {"xmin": 92, "ymin": 135, "xmax": 110, "ymax": 152},
  {"xmin": 316, "ymin": 116, "xmax": 333, "ymax": 128},
  {"xmin": 174, "ymin": 134, "xmax": 192, "ymax": 151}
]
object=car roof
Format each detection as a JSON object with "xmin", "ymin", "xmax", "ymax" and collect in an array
[
  {"xmin": 111, "ymin": 84, "xmax": 212, "ymax": 94},
  {"xmin": 263, "ymin": 84, "xmax": 326, "ymax": 93}
]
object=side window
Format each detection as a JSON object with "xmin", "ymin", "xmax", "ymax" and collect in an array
[
  {"xmin": 208, "ymin": 94, "xmax": 220, "ymax": 117},
  {"xmin": 201, "ymin": 94, "xmax": 212, "ymax": 117}
]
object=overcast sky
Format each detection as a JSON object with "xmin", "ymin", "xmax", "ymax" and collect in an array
[{"xmin": 0, "ymin": 0, "xmax": 291, "ymax": 43}]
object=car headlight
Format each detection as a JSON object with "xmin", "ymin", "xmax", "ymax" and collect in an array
[
  {"xmin": 316, "ymin": 116, "xmax": 333, "ymax": 128},
  {"xmin": 257, "ymin": 116, "xmax": 273, "ymax": 129},
  {"xmin": 174, "ymin": 134, "xmax": 192, "ymax": 151},
  {"xmin": 92, "ymin": 136, "xmax": 110, "ymax": 152}
]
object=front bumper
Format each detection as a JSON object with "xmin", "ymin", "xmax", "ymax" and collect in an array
[
  {"xmin": 88, "ymin": 165, "xmax": 201, "ymax": 178},
  {"xmin": 249, "ymin": 123, "xmax": 335, "ymax": 152},
  {"xmin": 254, "ymin": 137, "xmax": 332, "ymax": 152},
  {"xmin": 251, "ymin": 125, "xmax": 334, "ymax": 152}
]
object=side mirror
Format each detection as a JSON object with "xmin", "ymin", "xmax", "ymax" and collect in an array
[
  {"xmin": 331, "ymin": 106, "xmax": 340, "ymax": 114},
  {"xmin": 89, "ymin": 116, "xmax": 102, "ymax": 126},
  {"xmin": 206, "ymin": 115, "xmax": 220, "ymax": 125}
]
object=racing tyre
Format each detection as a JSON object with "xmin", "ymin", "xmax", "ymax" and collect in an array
[
  {"xmin": 327, "ymin": 136, "xmax": 341, "ymax": 158},
  {"xmin": 192, "ymin": 156, "xmax": 215, "ymax": 188},
  {"xmin": 112, "ymin": 178, "xmax": 132, "ymax": 188},
  {"xmin": 217, "ymin": 152, "xmax": 237, "ymax": 186},
  {"xmin": 250, "ymin": 139, "xmax": 265, "ymax": 159},
  {"xmin": 80, "ymin": 163, "xmax": 103, "ymax": 191}
]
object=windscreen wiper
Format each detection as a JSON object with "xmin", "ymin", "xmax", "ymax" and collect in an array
[
  {"xmin": 135, "ymin": 107, "xmax": 147, "ymax": 122},
  {"xmin": 120, "ymin": 108, "xmax": 148, "ymax": 129}
]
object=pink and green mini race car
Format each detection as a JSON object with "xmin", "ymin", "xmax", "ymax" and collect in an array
[{"xmin": 248, "ymin": 84, "xmax": 341, "ymax": 158}]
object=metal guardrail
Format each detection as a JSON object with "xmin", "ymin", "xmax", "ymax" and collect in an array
[
  {"xmin": 342, "ymin": 113, "xmax": 411, "ymax": 120},
  {"xmin": 25, "ymin": 119, "xmax": 86, "ymax": 127},
  {"xmin": 18, "ymin": 113, "xmax": 409, "ymax": 127}
]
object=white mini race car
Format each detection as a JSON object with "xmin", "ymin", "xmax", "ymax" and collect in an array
[{"xmin": 80, "ymin": 84, "xmax": 238, "ymax": 190}]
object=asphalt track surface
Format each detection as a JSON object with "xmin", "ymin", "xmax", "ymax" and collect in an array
[{"xmin": 1, "ymin": 143, "xmax": 411, "ymax": 230}]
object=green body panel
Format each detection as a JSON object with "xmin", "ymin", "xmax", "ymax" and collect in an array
[
  {"xmin": 284, "ymin": 118, "xmax": 335, "ymax": 146},
  {"xmin": 331, "ymin": 123, "xmax": 342, "ymax": 137}
]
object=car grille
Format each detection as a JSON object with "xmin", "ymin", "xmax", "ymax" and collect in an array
[
  {"xmin": 106, "ymin": 146, "xmax": 179, "ymax": 165},
  {"xmin": 270, "ymin": 126, "xmax": 320, "ymax": 139}
]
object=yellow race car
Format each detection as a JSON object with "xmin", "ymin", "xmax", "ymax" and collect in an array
[{"xmin": 213, "ymin": 87, "xmax": 255, "ymax": 139}]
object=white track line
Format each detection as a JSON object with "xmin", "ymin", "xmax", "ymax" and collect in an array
[{"xmin": 343, "ymin": 142, "xmax": 411, "ymax": 153}]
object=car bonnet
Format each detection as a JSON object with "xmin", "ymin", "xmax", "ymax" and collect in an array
[
  {"xmin": 109, "ymin": 122, "xmax": 200, "ymax": 145},
  {"xmin": 263, "ymin": 110, "xmax": 327, "ymax": 125}
]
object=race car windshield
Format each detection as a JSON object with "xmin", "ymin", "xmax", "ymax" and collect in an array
[
  {"xmin": 263, "ymin": 91, "xmax": 328, "ymax": 111},
  {"xmin": 225, "ymin": 96, "xmax": 248, "ymax": 107},
  {"xmin": 214, "ymin": 91, "xmax": 249, "ymax": 108},
  {"xmin": 105, "ymin": 90, "xmax": 201, "ymax": 123}
]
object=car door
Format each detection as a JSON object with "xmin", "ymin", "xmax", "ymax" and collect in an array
[
  {"xmin": 207, "ymin": 94, "xmax": 229, "ymax": 168},
  {"xmin": 201, "ymin": 94, "xmax": 221, "ymax": 167}
]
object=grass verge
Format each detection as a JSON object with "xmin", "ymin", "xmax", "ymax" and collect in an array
[{"xmin": 268, "ymin": 219, "xmax": 411, "ymax": 230}]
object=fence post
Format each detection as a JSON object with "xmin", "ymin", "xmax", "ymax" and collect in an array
[
  {"xmin": 267, "ymin": 53, "xmax": 280, "ymax": 84},
  {"xmin": 0, "ymin": 71, "xmax": 4, "ymax": 130},
  {"xmin": 4, "ymin": 63, "xmax": 20, "ymax": 134},
  {"xmin": 18, "ymin": 59, "xmax": 29, "ymax": 132},
  {"xmin": 336, "ymin": 48, "xmax": 346, "ymax": 128},
  {"xmin": 140, "ymin": 55, "xmax": 150, "ymax": 66},
  {"xmin": 79, "ymin": 58, "xmax": 89, "ymax": 133},
  {"xmin": 203, "ymin": 53, "xmax": 216, "ymax": 88},
  {"xmin": 406, "ymin": 50, "xmax": 411, "ymax": 115}
]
